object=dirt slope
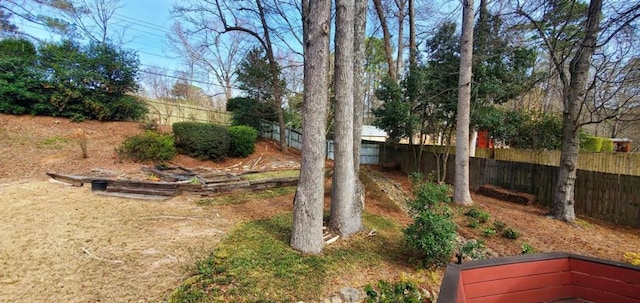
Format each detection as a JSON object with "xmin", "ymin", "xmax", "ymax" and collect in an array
[{"xmin": 0, "ymin": 114, "xmax": 300, "ymax": 302}]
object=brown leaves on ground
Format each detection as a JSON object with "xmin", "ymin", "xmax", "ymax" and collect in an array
[{"xmin": 0, "ymin": 114, "xmax": 638, "ymax": 303}]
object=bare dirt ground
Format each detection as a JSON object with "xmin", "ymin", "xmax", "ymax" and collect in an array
[
  {"xmin": 0, "ymin": 114, "xmax": 638, "ymax": 302},
  {"xmin": 378, "ymin": 167, "xmax": 640, "ymax": 264},
  {"xmin": 0, "ymin": 114, "xmax": 301, "ymax": 302}
]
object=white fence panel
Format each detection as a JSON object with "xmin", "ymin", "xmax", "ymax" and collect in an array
[{"xmin": 260, "ymin": 122, "xmax": 380, "ymax": 165}]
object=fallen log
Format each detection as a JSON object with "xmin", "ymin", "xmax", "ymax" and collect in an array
[
  {"xmin": 106, "ymin": 186, "xmax": 179, "ymax": 197},
  {"xmin": 198, "ymin": 173, "xmax": 240, "ymax": 184},
  {"xmin": 204, "ymin": 180, "xmax": 251, "ymax": 193},
  {"xmin": 248, "ymin": 176, "xmax": 299, "ymax": 185},
  {"xmin": 46, "ymin": 172, "xmax": 85, "ymax": 187}
]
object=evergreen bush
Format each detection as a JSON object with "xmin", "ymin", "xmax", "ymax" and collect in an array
[
  {"xmin": 364, "ymin": 279, "xmax": 423, "ymax": 303},
  {"xmin": 582, "ymin": 136, "xmax": 604, "ymax": 152},
  {"xmin": 228, "ymin": 125, "xmax": 258, "ymax": 158},
  {"xmin": 173, "ymin": 122, "xmax": 230, "ymax": 162},
  {"xmin": 404, "ymin": 181, "xmax": 456, "ymax": 267},
  {"xmin": 601, "ymin": 139, "xmax": 614, "ymax": 153},
  {"xmin": 116, "ymin": 131, "xmax": 176, "ymax": 162}
]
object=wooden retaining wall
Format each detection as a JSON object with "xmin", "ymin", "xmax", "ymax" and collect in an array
[{"xmin": 381, "ymin": 144, "xmax": 640, "ymax": 228}]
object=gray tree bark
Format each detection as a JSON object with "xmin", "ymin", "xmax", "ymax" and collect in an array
[
  {"xmin": 290, "ymin": 0, "xmax": 331, "ymax": 254},
  {"xmin": 454, "ymin": 0, "xmax": 474, "ymax": 206},
  {"xmin": 395, "ymin": 0, "xmax": 405, "ymax": 76},
  {"xmin": 553, "ymin": 0, "xmax": 603, "ymax": 222},
  {"xmin": 352, "ymin": 0, "xmax": 367, "ymax": 210},
  {"xmin": 330, "ymin": 0, "xmax": 363, "ymax": 236},
  {"xmin": 408, "ymin": 0, "xmax": 416, "ymax": 67}
]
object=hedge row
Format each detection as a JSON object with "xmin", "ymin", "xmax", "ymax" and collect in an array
[
  {"xmin": 117, "ymin": 122, "xmax": 259, "ymax": 163},
  {"xmin": 173, "ymin": 122, "xmax": 258, "ymax": 162}
]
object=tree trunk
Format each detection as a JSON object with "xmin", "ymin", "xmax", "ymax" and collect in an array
[
  {"xmin": 353, "ymin": 0, "xmax": 366, "ymax": 175},
  {"xmin": 330, "ymin": 0, "xmax": 362, "ymax": 236},
  {"xmin": 256, "ymin": 0, "xmax": 288, "ymax": 152},
  {"xmin": 408, "ymin": 0, "xmax": 416, "ymax": 67},
  {"xmin": 469, "ymin": 129, "xmax": 477, "ymax": 157},
  {"xmin": 395, "ymin": 0, "xmax": 405, "ymax": 76},
  {"xmin": 372, "ymin": 0, "xmax": 396, "ymax": 80},
  {"xmin": 352, "ymin": 0, "xmax": 367, "ymax": 210},
  {"xmin": 553, "ymin": 0, "xmax": 602, "ymax": 222},
  {"xmin": 291, "ymin": 0, "xmax": 331, "ymax": 254},
  {"xmin": 454, "ymin": 0, "xmax": 474, "ymax": 206}
]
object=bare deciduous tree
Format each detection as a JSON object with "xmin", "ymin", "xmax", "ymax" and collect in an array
[
  {"xmin": 169, "ymin": 22, "xmax": 249, "ymax": 100},
  {"xmin": 372, "ymin": 0, "xmax": 397, "ymax": 80},
  {"xmin": 513, "ymin": 0, "xmax": 640, "ymax": 221},
  {"xmin": 1, "ymin": 0, "xmax": 125, "ymax": 42},
  {"xmin": 173, "ymin": 0, "xmax": 297, "ymax": 152}
]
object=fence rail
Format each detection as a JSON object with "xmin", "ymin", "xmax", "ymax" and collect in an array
[
  {"xmin": 478, "ymin": 148, "xmax": 640, "ymax": 176},
  {"xmin": 381, "ymin": 144, "xmax": 640, "ymax": 228}
]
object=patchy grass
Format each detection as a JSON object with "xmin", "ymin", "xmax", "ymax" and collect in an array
[
  {"xmin": 194, "ymin": 187, "xmax": 297, "ymax": 206},
  {"xmin": 37, "ymin": 135, "xmax": 70, "ymax": 149},
  {"xmin": 169, "ymin": 213, "xmax": 407, "ymax": 302},
  {"xmin": 240, "ymin": 169, "xmax": 299, "ymax": 181}
]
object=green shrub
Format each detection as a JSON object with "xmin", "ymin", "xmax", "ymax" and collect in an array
[
  {"xmin": 466, "ymin": 218, "xmax": 479, "ymax": 228},
  {"xmin": 226, "ymin": 97, "xmax": 277, "ymax": 131},
  {"xmin": 228, "ymin": 125, "xmax": 258, "ymax": 158},
  {"xmin": 521, "ymin": 242, "xmax": 535, "ymax": 254},
  {"xmin": 404, "ymin": 181, "xmax": 456, "ymax": 267},
  {"xmin": 116, "ymin": 131, "xmax": 176, "ymax": 162},
  {"xmin": 601, "ymin": 139, "xmax": 614, "ymax": 153},
  {"xmin": 364, "ymin": 279, "xmax": 423, "ymax": 303},
  {"xmin": 582, "ymin": 136, "xmax": 604, "ymax": 152},
  {"xmin": 493, "ymin": 220, "xmax": 506, "ymax": 232},
  {"xmin": 70, "ymin": 113, "xmax": 85, "ymax": 123},
  {"xmin": 501, "ymin": 227, "xmax": 521, "ymax": 240},
  {"xmin": 407, "ymin": 180, "xmax": 451, "ymax": 215},
  {"xmin": 482, "ymin": 228, "xmax": 497, "ymax": 237},
  {"xmin": 460, "ymin": 239, "xmax": 486, "ymax": 260},
  {"xmin": 173, "ymin": 122, "xmax": 230, "ymax": 162},
  {"xmin": 107, "ymin": 95, "xmax": 149, "ymax": 121},
  {"xmin": 464, "ymin": 207, "xmax": 490, "ymax": 223}
]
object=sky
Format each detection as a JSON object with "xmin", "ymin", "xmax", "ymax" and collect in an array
[
  {"xmin": 115, "ymin": 0, "xmax": 178, "ymax": 71},
  {"xmin": 13, "ymin": 0, "xmax": 182, "ymax": 75}
]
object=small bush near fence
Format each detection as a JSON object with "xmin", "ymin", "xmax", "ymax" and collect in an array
[
  {"xmin": 173, "ymin": 122, "xmax": 230, "ymax": 162},
  {"xmin": 116, "ymin": 131, "xmax": 176, "ymax": 162},
  {"xmin": 404, "ymin": 177, "xmax": 456, "ymax": 267},
  {"xmin": 582, "ymin": 137, "xmax": 604, "ymax": 152},
  {"xmin": 228, "ymin": 125, "xmax": 258, "ymax": 158},
  {"xmin": 601, "ymin": 139, "xmax": 614, "ymax": 152}
]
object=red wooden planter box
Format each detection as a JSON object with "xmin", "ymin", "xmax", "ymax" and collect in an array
[{"xmin": 438, "ymin": 252, "xmax": 640, "ymax": 303}]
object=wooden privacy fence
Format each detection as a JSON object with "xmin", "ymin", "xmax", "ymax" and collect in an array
[
  {"xmin": 382, "ymin": 144, "xmax": 640, "ymax": 228},
  {"xmin": 143, "ymin": 98, "xmax": 231, "ymax": 126},
  {"xmin": 478, "ymin": 148, "xmax": 640, "ymax": 176},
  {"xmin": 412, "ymin": 146, "xmax": 640, "ymax": 176}
]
